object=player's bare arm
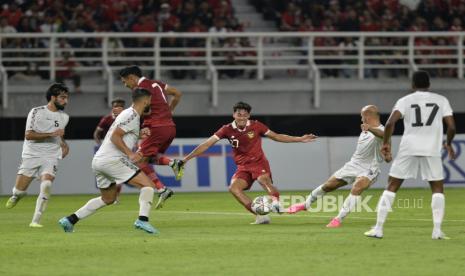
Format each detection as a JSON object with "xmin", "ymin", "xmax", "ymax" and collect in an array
[
  {"xmin": 93, "ymin": 126, "xmax": 104, "ymax": 144},
  {"xmin": 362, "ymin": 124, "xmax": 384, "ymax": 138},
  {"xmin": 25, "ymin": 129, "xmax": 64, "ymax": 140},
  {"xmin": 111, "ymin": 127, "xmax": 142, "ymax": 163},
  {"xmin": 165, "ymin": 86, "xmax": 182, "ymax": 112},
  {"xmin": 265, "ymin": 130, "xmax": 318, "ymax": 143},
  {"xmin": 443, "ymin": 115, "xmax": 456, "ymax": 160},
  {"xmin": 61, "ymin": 137, "xmax": 70, "ymax": 158},
  {"xmin": 381, "ymin": 110, "xmax": 402, "ymax": 162},
  {"xmin": 183, "ymin": 136, "xmax": 220, "ymax": 163}
]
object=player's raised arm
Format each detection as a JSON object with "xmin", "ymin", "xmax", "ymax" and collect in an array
[
  {"xmin": 362, "ymin": 124, "xmax": 384, "ymax": 138},
  {"xmin": 265, "ymin": 130, "xmax": 317, "ymax": 143},
  {"xmin": 183, "ymin": 135, "xmax": 220, "ymax": 163},
  {"xmin": 111, "ymin": 127, "xmax": 141, "ymax": 162},
  {"xmin": 165, "ymin": 85, "xmax": 182, "ymax": 112},
  {"xmin": 443, "ymin": 115, "xmax": 456, "ymax": 160}
]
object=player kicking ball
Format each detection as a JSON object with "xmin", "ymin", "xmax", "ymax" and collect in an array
[
  {"xmin": 5, "ymin": 83, "xmax": 70, "ymax": 228},
  {"xmin": 59, "ymin": 89, "xmax": 159, "ymax": 234},
  {"xmin": 175, "ymin": 102, "xmax": 317, "ymax": 224},
  {"xmin": 288, "ymin": 105, "xmax": 385, "ymax": 228},
  {"xmin": 364, "ymin": 71, "xmax": 456, "ymax": 239}
]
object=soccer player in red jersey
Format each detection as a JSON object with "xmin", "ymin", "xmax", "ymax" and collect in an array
[
  {"xmin": 179, "ymin": 102, "xmax": 317, "ymax": 224},
  {"xmin": 93, "ymin": 98, "xmax": 126, "ymax": 145},
  {"xmin": 119, "ymin": 66, "xmax": 182, "ymax": 208}
]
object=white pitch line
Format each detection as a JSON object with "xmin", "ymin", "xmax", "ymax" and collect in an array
[{"xmin": 157, "ymin": 210, "xmax": 465, "ymax": 223}]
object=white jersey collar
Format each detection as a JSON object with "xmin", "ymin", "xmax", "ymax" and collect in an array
[
  {"xmin": 137, "ymin": 76, "xmax": 146, "ymax": 85},
  {"xmin": 232, "ymin": 120, "xmax": 250, "ymax": 132}
]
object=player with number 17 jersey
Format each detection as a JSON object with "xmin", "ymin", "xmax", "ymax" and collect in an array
[{"xmin": 214, "ymin": 120, "xmax": 271, "ymax": 184}]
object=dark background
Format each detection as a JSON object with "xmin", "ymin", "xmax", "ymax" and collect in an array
[{"xmin": 2, "ymin": 113, "xmax": 463, "ymax": 140}]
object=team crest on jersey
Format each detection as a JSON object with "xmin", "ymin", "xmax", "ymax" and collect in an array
[{"xmin": 247, "ymin": 131, "xmax": 255, "ymax": 139}]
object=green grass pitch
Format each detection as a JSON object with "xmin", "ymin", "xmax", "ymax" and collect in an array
[{"xmin": 1, "ymin": 188, "xmax": 465, "ymax": 275}]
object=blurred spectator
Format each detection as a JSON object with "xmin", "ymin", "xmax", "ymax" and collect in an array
[
  {"xmin": 161, "ymin": 36, "xmax": 188, "ymax": 79},
  {"xmin": 157, "ymin": 3, "xmax": 180, "ymax": 32},
  {"xmin": 56, "ymin": 52, "xmax": 82, "ymax": 93},
  {"xmin": 280, "ymin": 3, "xmax": 302, "ymax": 31},
  {"xmin": 219, "ymin": 37, "xmax": 242, "ymax": 78},
  {"xmin": 209, "ymin": 18, "xmax": 227, "ymax": 47},
  {"xmin": 10, "ymin": 62, "xmax": 42, "ymax": 82}
]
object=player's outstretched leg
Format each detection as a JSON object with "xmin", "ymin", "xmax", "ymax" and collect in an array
[
  {"xmin": 257, "ymin": 174, "xmax": 282, "ymax": 214},
  {"xmin": 229, "ymin": 178, "xmax": 270, "ymax": 224},
  {"xmin": 328, "ymin": 177, "xmax": 370, "ymax": 228},
  {"xmin": 59, "ymin": 196, "xmax": 108, "ymax": 233},
  {"xmin": 6, "ymin": 175, "xmax": 32, "ymax": 209},
  {"xmin": 6, "ymin": 187, "xmax": 26, "ymax": 209}
]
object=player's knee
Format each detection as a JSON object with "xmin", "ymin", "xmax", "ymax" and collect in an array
[
  {"xmin": 351, "ymin": 184, "xmax": 365, "ymax": 195},
  {"xmin": 101, "ymin": 196, "xmax": 116, "ymax": 205}
]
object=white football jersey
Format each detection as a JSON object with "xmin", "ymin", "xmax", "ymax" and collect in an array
[
  {"xmin": 22, "ymin": 105, "xmax": 69, "ymax": 159},
  {"xmin": 94, "ymin": 107, "xmax": 140, "ymax": 160},
  {"xmin": 393, "ymin": 91, "xmax": 453, "ymax": 157},
  {"xmin": 349, "ymin": 125, "xmax": 385, "ymax": 170}
]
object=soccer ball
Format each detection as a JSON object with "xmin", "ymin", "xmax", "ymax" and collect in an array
[{"xmin": 251, "ymin": 196, "xmax": 272, "ymax": 215}]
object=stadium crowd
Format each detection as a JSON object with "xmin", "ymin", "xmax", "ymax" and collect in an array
[{"xmin": 0, "ymin": 0, "xmax": 464, "ymax": 80}]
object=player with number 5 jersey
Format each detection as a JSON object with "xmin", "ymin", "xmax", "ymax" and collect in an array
[
  {"xmin": 176, "ymin": 102, "xmax": 317, "ymax": 224},
  {"xmin": 365, "ymin": 71, "xmax": 456, "ymax": 240},
  {"xmin": 119, "ymin": 66, "xmax": 182, "ymax": 209}
]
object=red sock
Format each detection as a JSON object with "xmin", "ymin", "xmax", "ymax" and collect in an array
[
  {"xmin": 156, "ymin": 156, "xmax": 171, "ymax": 166},
  {"xmin": 139, "ymin": 163, "xmax": 165, "ymax": 190}
]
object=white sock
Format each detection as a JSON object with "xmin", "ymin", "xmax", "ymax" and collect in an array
[
  {"xmin": 336, "ymin": 194, "xmax": 360, "ymax": 221},
  {"xmin": 12, "ymin": 187, "xmax": 27, "ymax": 199},
  {"xmin": 375, "ymin": 190, "xmax": 396, "ymax": 230},
  {"xmin": 31, "ymin": 180, "xmax": 52, "ymax": 224},
  {"xmin": 139, "ymin": 187, "xmax": 155, "ymax": 218},
  {"xmin": 431, "ymin": 193, "xmax": 445, "ymax": 232},
  {"xmin": 75, "ymin": 197, "xmax": 107, "ymax": 220},
  {"xmin": 305, "ymin": 184, "xmax": 326, "ymax": 209}
]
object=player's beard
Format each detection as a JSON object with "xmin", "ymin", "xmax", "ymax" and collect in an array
[
  {"xmin": 143, "ymin": 105, "xmax": 151, "ymax": 114},
  {"xmin": 54, "ymin": 101, "xmax": 66, "ymax": 110}
]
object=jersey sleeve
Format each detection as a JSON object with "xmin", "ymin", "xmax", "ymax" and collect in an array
[
  {"xmin": 214, "ymin": 125, "xmax": 228, "ymax": 139},
  {"xmin": 392, "ymin": 98, "xmax": 406, "ymax": 117},
  {"xmin": 62, "ymin": 113, "xmax": 70, "ymax": 128},
  {"xmin": 255, "ymin": 121, "xmax": 270, "ymax": 136},
  {"xmin": 442, "ymin": 97, "xmax": 453, "ymax": 117},
  {"xmin": 25, "ymin": 108, "xmax": 40, "ymax": 132},
  {"xmin": 117, "ymin": 112, "xmax": 139, "ymax": 133},
  {"xmin": 155, "ymin": 80, "xmax": 168, "ymax": 90}
]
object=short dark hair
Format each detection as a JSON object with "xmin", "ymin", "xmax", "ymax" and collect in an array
[
  {"xmin": 412, "ymin": 70, "xmax": 430, "ymax": 89},
  {"xmin": 119, "ymin": 65, "xmax": 142, "ymax": 78},
  {"xmin": 46, "ymin": 83, "xmax": 69, "ymax": 101},
  {"xmin": 132, "ymin": 88, "xmax": 151, "ymax": 101},
  {"xmin": 233, "ymin": 101, "xmax": 252, "ymax": 113},
  {"xmin": 111, "ymin": 97, "xmax": 126, "ymax": 107}
]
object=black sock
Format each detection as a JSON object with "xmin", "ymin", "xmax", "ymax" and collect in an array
[
  {"xmin": 67, "ymin": 214, "xmax": 79, "ymax": 225},
  {"xmin": 138, "ymin": 216, "xmax": 148, "ymax": 222}
]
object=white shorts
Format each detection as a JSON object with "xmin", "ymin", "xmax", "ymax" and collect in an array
[
  {"xmin": 333, "ymin": 162, "xmax": 379, "ymax": 185},
  {"xmin": 389, "ymin": 154, "xmax": 443, "ymax": 181},
  {"xmin": 92, "ymin": 157, "xmax": 140, "ymax": 189},
  {"xmin": 18, "ymin": 157, "xmax": 58, "ymax": 178}
]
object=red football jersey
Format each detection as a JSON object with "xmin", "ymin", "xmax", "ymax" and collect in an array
[
  {"xmin": 214, "ymin": 120, "xmax": 270, "ymax": 166},
  {"xmin": 137, "ymin": 77, "xmax": 175, "ymax": 128},
  {"xmin": 97, "ymin": 114, "xmax": 114, "ymax": 139}
]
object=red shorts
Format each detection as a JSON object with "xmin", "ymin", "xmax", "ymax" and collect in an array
[
  {"xmin": 231, "ymin": 159, "xmax": 272, "ymax": 190},
  {"xmin": 138, "ymin": 125, "xmax": 176, "ymax": 157}
]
